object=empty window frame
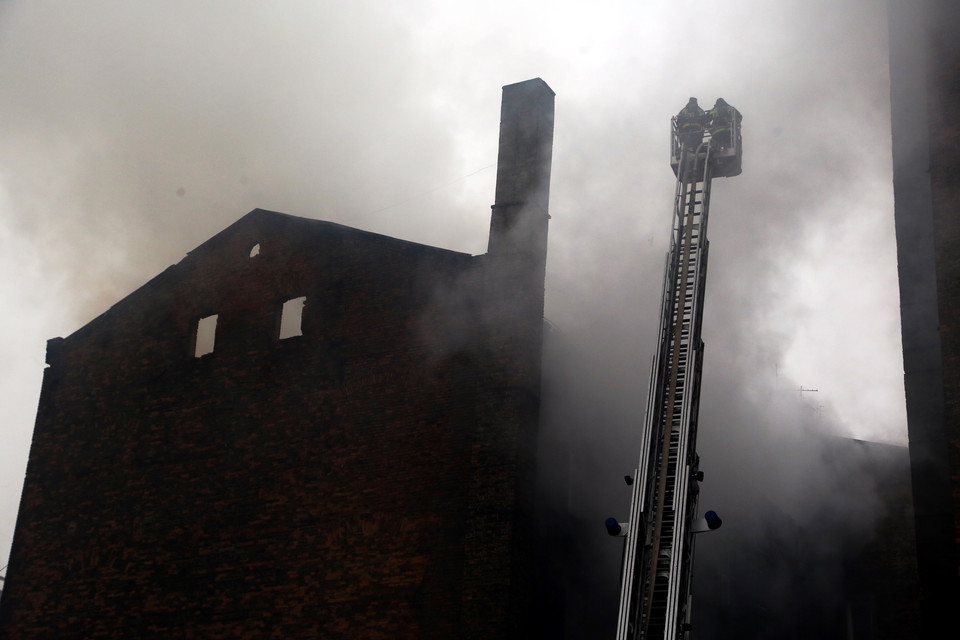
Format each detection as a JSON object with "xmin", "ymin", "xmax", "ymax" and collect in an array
[
  {"xmin": 194, "ymin": 314, "xmax": 218, "ymax": 357},
  {"xmin": 278, "ymin": 297, "xmax": 306, "ymax": 339}
]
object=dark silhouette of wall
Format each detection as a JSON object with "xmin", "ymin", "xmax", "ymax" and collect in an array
[
  {"xmin": 888, "ymin": 0, "xmax": 960, "ymax": 633},
  {"xmin": 844, "ymin": 441, "xmax": 920, "ymax": 640},
  {"xmin": 0, "ymin": 78, "xmax": 555, "ymax": 639}
]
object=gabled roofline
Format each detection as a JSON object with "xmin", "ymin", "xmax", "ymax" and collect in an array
[
  {"xmin": 186, "ymin": 209, "xmax": 474, "ymax": 260},
  {"xmin": 57, "ymin": 209, "xmax": 477, "ymax": 346}
]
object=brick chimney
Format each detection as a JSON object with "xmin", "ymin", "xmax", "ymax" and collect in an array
[
  {"xmin": 487, "ymin": 77, "xmax": 554, "ymax": 260},
  {"xmin": 462, "ymin": 78, "xmax": 554, "ymax": 638}
]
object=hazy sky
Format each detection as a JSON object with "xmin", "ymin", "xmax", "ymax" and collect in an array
[{"xmin": 0, "ymin": 0, "xmax": 903, "ymax": 623}]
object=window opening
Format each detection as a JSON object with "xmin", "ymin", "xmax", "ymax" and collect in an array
[
  {"xmin": 278, "ymin": 297, "xmax": 305, "ymax": 339},
  {"xmin": 249, "ymin": 243, "xmax": 261, "ymax": 258},
  {"xmin": 194, "ymin": 314, "xmax": 218, "ymax": 357}
]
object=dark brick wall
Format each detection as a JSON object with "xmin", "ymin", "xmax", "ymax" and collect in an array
[
  {"xmin": 925, "ymin": 0, "xmax": 960, "ymax": 581},
  {"xmin": 845, "ymin": 441, "xmax": 920, "ymax": 640},
  {"xmin": 0, "ymin": 210, "xmax": 487, "ymax": 639},
  {"xmin": 0, "ymin": 78, "xmax": 555, "ymax": 639},
  {"xmin": 888, "ymin": 0, "xmax": 960, "ymax": 630}
]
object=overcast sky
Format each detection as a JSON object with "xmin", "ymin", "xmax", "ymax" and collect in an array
[{"xmin": 0, "ymin": 0, "xmax": 904, "ymax": 627}]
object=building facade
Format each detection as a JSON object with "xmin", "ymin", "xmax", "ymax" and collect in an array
[
  {"xmin": 888, "ymin": 0, "xmax": 960, "ymax": 633},
  {"xmin": 0, "ymin": 78, "xmax": 555, "ymax": 639}
]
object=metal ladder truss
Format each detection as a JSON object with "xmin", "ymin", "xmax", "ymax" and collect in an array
[{"xmin": 616, "ymin": 145, "xmax": 713, "ymax": 640}]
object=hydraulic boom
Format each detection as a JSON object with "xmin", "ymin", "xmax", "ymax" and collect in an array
[{"xmin": 608, "ymin": 99, "xmax": 742, "ymax": 640}]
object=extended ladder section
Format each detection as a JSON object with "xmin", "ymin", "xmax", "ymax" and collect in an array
[{"xmin": 615, "ymin": 104, "xmax": 741, "ymax": 640}]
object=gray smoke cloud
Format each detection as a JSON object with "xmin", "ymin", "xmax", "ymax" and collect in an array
[{"xmin": 0, "ymin": 0, "xmax": 910, "ymax": 633}]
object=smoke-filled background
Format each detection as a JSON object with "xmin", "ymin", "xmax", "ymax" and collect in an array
[{"xmin": 0, "ymin": 0, "xmax": 906, "ymax": 634}]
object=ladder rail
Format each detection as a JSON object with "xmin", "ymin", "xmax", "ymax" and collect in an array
[
  {"xmin": 654, "ymin": 156, "xmax": 713, "ymax": 639},
  {"xmin": 617, "ymin": 139, "xmax": 716, "ymax": 640},
  {"xmin": 616, "ymin": 142, "xmax": 694, "ymax": 640}
]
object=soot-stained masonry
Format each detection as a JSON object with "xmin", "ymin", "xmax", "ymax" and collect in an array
[{"xmin": 0, "ymin": 78, "xmax": 555, "ymax": 639}]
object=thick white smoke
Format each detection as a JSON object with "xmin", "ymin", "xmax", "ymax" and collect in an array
[{"xmin": 1, "ymin": 2, "xmax": 906, "ymax": 634}]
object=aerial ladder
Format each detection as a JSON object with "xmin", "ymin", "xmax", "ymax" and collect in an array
[{"xmin": 607, "ymin": 100, "xmax": 742, "ymax": 640}]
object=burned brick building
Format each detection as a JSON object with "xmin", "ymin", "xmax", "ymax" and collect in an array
[
  {"xmin": 888, "ymin": 0, "xmax": 960, "ymax": 634},
  {"xmin": 0, "ymin": 78, "xmax": 555, "ymax": 639}
]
